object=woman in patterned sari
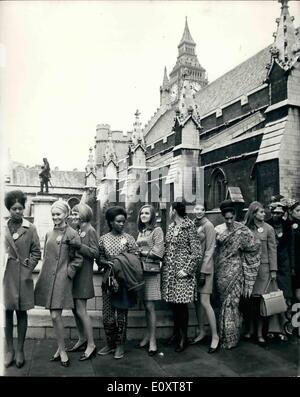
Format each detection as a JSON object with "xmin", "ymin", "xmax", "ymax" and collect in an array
[{"xmin": 215, "ymin": 200, "xmax": 260, "ymax": 350}]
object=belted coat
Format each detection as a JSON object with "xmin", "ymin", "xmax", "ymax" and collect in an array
[
  {"xmin": 161, "ymin": 217, "xmax": 202, "ymax": 304},
  {"xmin": 3, "ymin": 218, "xmax": 41, "ymax": 311},
  {"xmin": 34, "ymin": 225, "xmax": 83, "ymax": 309}
]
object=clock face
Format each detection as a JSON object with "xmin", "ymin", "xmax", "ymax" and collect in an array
[{"xmin": 190, "ymin": 81, "xmax": 200, "ymax": 93}]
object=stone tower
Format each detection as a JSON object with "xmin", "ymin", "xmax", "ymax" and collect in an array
[{"xmin": 169, "ymin": 17, "xmax": 208, "ymax": 103}]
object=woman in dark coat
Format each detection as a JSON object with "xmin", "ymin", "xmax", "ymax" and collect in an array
[
  {"xmin": 3, "ymin": 190, "xmax": 41, "ymax": 368},
  {"xmin": 67, "ymin": 203, "xmax": 99, "ymax": 360},
  {"xmin": 34, "ymin": 200, "xmax": 83, "ymax": 366},
  {"xmin": 266, "ymin": 202, "xmax": 291, "ymax": 341},
  {"xmin": 161, "ymin": 201, "xmax": 202, "ymax": 353}
]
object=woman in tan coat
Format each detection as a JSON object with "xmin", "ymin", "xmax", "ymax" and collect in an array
[
  {"xmin": 34, "ymin": 200, "xmax": 83, "ymax": 366},
  {"xmin": 244, "ymin": 201, "xmax": 277, "ymax": 347},
  {"xmin": 191, "ymin": 204, "xmax": 219, "ymax": 353},
  {"xmin": 3, "ymin": 190, "xmax": 41, "ymax": 368}
]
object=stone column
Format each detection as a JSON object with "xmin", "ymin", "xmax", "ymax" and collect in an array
[{"xmin": 31, "ymin": 195, "xmax": 57, "ymax": 249}]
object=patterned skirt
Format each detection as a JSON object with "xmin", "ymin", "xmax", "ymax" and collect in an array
[{"xmin": 143, "ymin": 273, "xmax": 161, "ymax": 301}]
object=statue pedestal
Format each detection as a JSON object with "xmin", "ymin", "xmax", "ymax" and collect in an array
[{"xmin": 31, "ymin": 195, "xmax": 57, "ymax": 249}]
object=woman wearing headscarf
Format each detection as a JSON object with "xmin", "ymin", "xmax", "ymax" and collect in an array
[
  {"xmin": 243, "ymin": 201, "xmax": 277, "ymax": 347},
  {"xmin": 34, "ymin": 200, "xmax": 83, "ymax": 367},
  {"xmin": 215, "ymin": 200, "xmax": 260, "ymax": 350},
  {"xmin": 136, "ymin": 204, "xmax": 165, "ymax": 356},
  {"xmin": 191, "ymin": 203, "xmax": 219, "ymax": 353},
  {"xmin": 161, "ymin": 201, "xmax": 202, "ymax": 353},
  {"xmin": 97, "ymin": 206, "xmax": 139, "ymax": 360},
  {"xmin": 67, "ymin": 203, "xmax": 99, "ymax": 360},
  {"xmin": 3, "ymin": 190, "xmax": 41, "ymax": 368}
]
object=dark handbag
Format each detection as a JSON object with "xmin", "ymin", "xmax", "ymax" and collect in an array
[
  {"xmin": 102, "ymin": 264, "xmax": 119, "ymax": 295},
  {"xmin": 141, "ymin": 256, "xmax": 161, "ymax": 274},
  {"xmin": 260, "ymin": 278, "xmax": 287, "ymax": 317}
]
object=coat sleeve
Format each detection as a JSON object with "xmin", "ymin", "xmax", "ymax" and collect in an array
[
  {"xmin": 67, "ymin": 237, "xmax": 84, "ymax": 280},
  {"xmin": 126, "ymin": 234, "xmax": 139, "ymax": 254},
  {"xmin": 78, "ymin": 229, "xmax": 99, "ymax": 260},
  {"xmin": 267, "ymin": 226, "xmax": 278, "ymax": 271},
  {"xmin": 200, "ymin": 223, "xmax": 215, "ymax": 275},
  {"xmin": 28, "ymin": 225, "xmax": 42, "ymax": 270},
  {"xmin": 149, "ymin": 227, "xmax": 165, "ymax": 259},
  {"xmin": 183, "ymin": 225, "xmax": 203, "ymax": 276}
]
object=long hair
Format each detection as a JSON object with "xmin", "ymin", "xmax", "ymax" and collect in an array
[
  {"xmin": 137, "ymin": 205, "xmax": 157, "ymax": 232},
  {"xmin": 244, "ymin": 201, "xmax": 264, "ymax": 230}
]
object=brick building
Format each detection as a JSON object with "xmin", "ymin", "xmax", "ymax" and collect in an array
[{"xmin": 95, "ymin": 0, "xmax": 300, "ymax": 235}]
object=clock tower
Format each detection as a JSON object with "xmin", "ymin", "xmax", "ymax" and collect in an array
[{"xmin": 169, "ymin": 17, "xmax": 208, "ymax": 103}]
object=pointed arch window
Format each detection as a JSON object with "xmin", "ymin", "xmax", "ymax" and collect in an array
[{"xmin": 211, "ymin": 168, "xmax": 227, "ymax": 208}]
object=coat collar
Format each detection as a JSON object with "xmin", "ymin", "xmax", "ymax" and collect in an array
[
  {"xmin": 172, "ymin": 216, "xmax": 193, "ymax": 229},
  {"xmin": 5, "ymin": 218, "xmax": 31, "ymax": 243}
]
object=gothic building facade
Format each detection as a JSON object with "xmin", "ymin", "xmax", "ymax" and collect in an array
[{"xmin": 93, "ymin": 0, "xmax": 300, "ymax": 235}]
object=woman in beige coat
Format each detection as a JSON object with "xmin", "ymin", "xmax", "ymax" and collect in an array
[
  {"xmin": 191, "ymin": 204, "xmax": 219, "ymax": 353},
  {"xmin": 34, "ymin": 200, "xmax": 83, "ymax": 366},
  {"xmin": 3, "ymin": 190, "xmax": 41, "ymax": 368},
  {"xmin": 244, "ymin": 201, "xmax": 277, "ymax": 347}
]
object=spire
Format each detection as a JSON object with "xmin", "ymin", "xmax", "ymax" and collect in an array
[
  {"xmin": 131, "ymin": 110, "xmax": 145, "ymax": 147},
  {"xmin": 162, "ymin": 66, "xmax": 169, "ymax": 89},
  {"xmin": 179, "ymin": 17, "xmax": 195, "ymax": 47},
  {"xmin": 270, "ymin": 0, "xmax": 300, "ymax": 69},
  {"xmin": 85, "ymin": 147, "xmax": 95, "ymax": 174},
  {"xmin": 103, "ymin": 130, "xmax": 117, "ymax": 165},
  {"xmin": 169, "ymin": 17, "xmax": 208, "ymax": 96}
]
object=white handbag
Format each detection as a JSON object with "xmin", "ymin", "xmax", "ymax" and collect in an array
[{"xmin": 260, "ymin": 278, "xmax": 287, "ymax": 317}]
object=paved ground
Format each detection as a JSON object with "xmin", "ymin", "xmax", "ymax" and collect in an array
[{"xmin": 3, "ymin": 336, "xmax": 299, "ymax": 377}]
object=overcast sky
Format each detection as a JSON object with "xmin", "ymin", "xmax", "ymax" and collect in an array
[{"xmin": 0, "ymin": 0, "xmax": 299, "ymax": 172}]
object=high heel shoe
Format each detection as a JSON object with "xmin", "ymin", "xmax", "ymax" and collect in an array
[
  {"xmin": 208, "ymin": 342, "xmax": 220, "ymax": 354},
  {"xmin": 256, "ymin": 337, "xmax": 267, "ymax": 348},
  {"xmin": 66, "ymin": 340, "xmax": 87, "ymax": 352},
  {"xmin": 50, "ymin": 354, "xmax": 60, "ymax": 362},
  {"xmin": 148, "ymin": 349, "xmax": 158, "ymax": 357},
  {"xmin": 60, "ymin": 359, "xmax": 70, "ymax": 367},
  {"xmin": 4, "ymin": 351, "xmax": 15, "ymax": 368},
  {"xmin": 135, "ymin": 342, "xmax": 149, "ymax": 349},
  {"xmin": 190, "ymin": 335, "xmax": 209, "ymax": 345},
  {"xmin": 79, "ymin": 347, "xmax": 97, "ymax": 361},
  {"xmin": 15, "ymin": 352, "xmax": 25, "ymax": 368},
  {"xmin": 175, "ymin": 338, "xmax": 189, "ymax": 353}
]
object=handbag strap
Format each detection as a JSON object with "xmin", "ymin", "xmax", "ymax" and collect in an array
[{"xmin": 263, "ymin": 277, "xmax": 278, "ymax": 294}]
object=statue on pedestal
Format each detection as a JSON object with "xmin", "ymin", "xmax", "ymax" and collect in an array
[{"xmin": 38, "ymin": 158, "xmax": 51, "ymax": 194}]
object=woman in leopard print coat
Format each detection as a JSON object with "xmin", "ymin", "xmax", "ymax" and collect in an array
[{"xmin": 161, "ymin": 201, "xmax": 202, "ymax": 352}]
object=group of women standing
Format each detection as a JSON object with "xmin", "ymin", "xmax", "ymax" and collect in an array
[{"xmin": 3, "ymin": 189, "xmax": 300, "ymax": 369}]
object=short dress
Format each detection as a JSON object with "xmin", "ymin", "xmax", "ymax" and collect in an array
[
  {"xmin": 136, "ymin": 227, "xmax": 165, "ymax": 301},
  {"xmin": 72, "ymin": 224, "xmax": 99, "ymax": 300},
  {"xmin": 195, "ymin": 217, "xmax": 215, "ymax": 295}
]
